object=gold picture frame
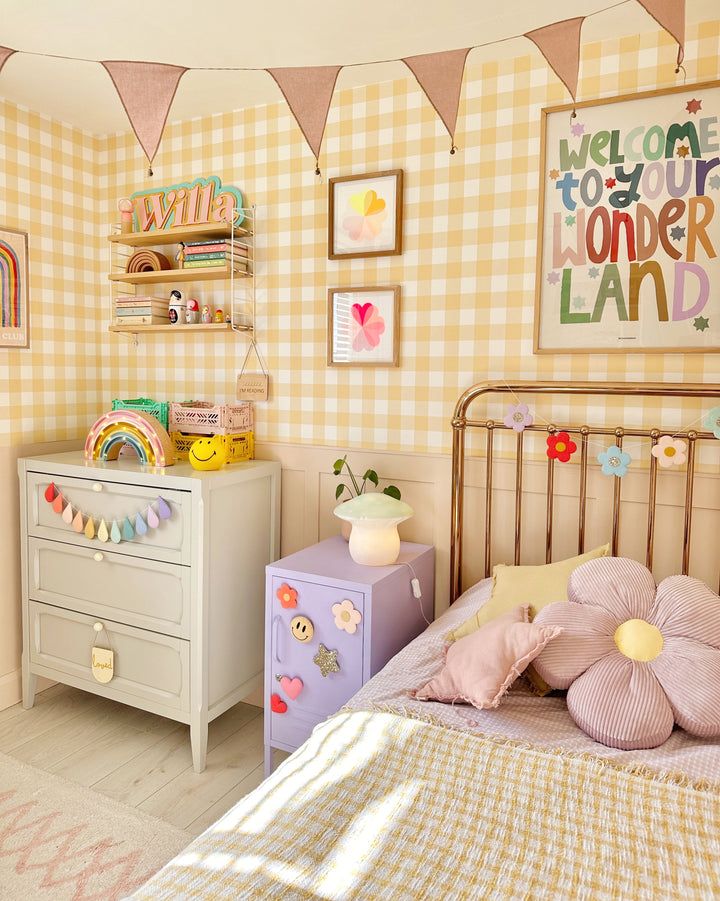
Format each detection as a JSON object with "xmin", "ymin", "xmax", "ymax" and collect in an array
[
  {"xmin": 328, "ymin": 170, "xmax": 403, "ymax": 259},
  {"xmin": 327, "ymin": 286, "xmax": 400, "ymax": 367},
  {"xmin": 0, "ymin": 227, "xmax": 29, "ymax": 348}
]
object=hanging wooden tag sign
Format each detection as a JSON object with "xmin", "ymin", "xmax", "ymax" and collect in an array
[
  {"xmin": 91, "ymin": 647, "xmax": 114, "ymax": 683},
  {"xmin": 237, "ymin": 340, "xmax": 269, "ymax": 402}
]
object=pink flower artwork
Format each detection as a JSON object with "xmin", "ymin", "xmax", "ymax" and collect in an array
[
  {"xmin": 342, "ymin": 189, "xmax": 388, "ymax": 243},
  {"xmin": 351, "ymin": 302, "xmax": 386, "ymax": 352}
]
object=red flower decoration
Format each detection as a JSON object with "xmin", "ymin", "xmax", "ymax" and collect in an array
[
  {"xmin": 605, "ymin": 177, "xmax": 616, "ymax": 188},
  {"xmin": 276, "ymin": 583, "xmax": 298, "ymax": 609},
  {"xmin": 546, "ymin": 431, "xmax": 577, "ymax": 463}
]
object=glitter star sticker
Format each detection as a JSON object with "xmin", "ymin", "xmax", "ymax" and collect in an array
[
  {"xmin": 693, "ymin": 316, "xmax": 710, "ymax": 332},
  {"xmin": 670, "ymin": 225, "xmax": 686, "ymax": 241},
  {"xmin": 549, "ymin": 168, "xmax": 560, "ymax": 180},
  {"xmin": 313, "ymin": 644, "xmax": 340, "ymax": 677},
  {"xmin": 605, "ymin": 177, "xmax": 616, "ymax": 188},
  {"xmin": 588, "ymin": 267, "xmax": 600, "ymax": 279},
  {"xmin": 676, "ymin": 144, "xmax": 690, "ymax": 158},
  {"xmin": 708, "ymin": 174, "xmax": 720, "ymax": 190},
  {"xmin": 570, "ymin": 121, "xmax": 585, "ymax": 137},
  {"xmin": 547, "ymin": 271, "xmax": 560, "ymax": 285},
  {"xmin": 686, "ymin": 98, "xmax": 702, "ymax": 114},
  {"xmin": 565, "ymin": 214, "xmax": 576, "ymax": 226},
  {"xmin": 572, "ymin": 296, "xmax": 586, "ymax": 310}
]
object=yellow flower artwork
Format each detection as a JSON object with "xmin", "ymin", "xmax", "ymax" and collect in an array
[{"xmin": 343, "ymin": 189, "xmax": 388, "ymax": 242}]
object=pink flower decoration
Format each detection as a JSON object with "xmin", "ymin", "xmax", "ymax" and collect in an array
[
  {"xmin": 651, "ymin": 435, "xmax": 687, "ymax": 469},
  {"xmin": 332, "ymin": 599, "xmax": 362, "ymax": 634},
  {"xmin": 503, "ymin": 403, "xmax": 533, "ymax": 432},
  {"xmin": 351, "ymin": 302, "xmax": 385, "ymax": 352},
  {"xmin": 534, "ymin": 557, "xmax": 720, "ymax": 750}
]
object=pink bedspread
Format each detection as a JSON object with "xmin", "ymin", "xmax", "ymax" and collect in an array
[{"xmin": 347, "ymin": 578, "xmax": 720, "ymax": 785}]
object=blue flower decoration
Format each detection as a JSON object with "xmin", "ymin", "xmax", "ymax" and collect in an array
[
  {"xmin": 598, "ymin": 445, "xmax": 631, "ymax": 477},
  {"xmin": 705, "ymin": 406, "xmax": 720, "ymax": 440}
]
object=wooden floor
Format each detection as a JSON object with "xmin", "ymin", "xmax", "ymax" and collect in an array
[{"xmin": 0, "ymin": 683, "xmax": 287, "ymax": 836}]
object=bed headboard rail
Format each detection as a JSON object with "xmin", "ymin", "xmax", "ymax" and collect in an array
[{"xmin": 450, "ymin": 381, "xmax": 720, "ymax": 602}]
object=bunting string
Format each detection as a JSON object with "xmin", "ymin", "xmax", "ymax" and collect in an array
[{"xmin": 0, "ymin": 0, "xmax": 686, "ymax": 173}]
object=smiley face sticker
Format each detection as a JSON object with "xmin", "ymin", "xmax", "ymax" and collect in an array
[{"xmin": 290, "ymin": 615, "xmax": 314, "ymax": 643}]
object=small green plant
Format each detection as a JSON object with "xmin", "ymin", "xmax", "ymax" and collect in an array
[{"xmin": 333, "ymin": 454, "xmax": 401, "ymax": 502}]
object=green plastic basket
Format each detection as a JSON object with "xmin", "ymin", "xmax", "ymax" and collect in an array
[{"xmin": 111, "ymin": 397, "xmax": 169, "ymax": 431}]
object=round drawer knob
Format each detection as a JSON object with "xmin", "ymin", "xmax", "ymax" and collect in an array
[
  {"xmin": 93, "ymin": 552, "xmax": 104, "ymax": 562},
  {"xmin": 93, "ymin": 622, "xmax": 104, "ymax": 632},
  {"xmin": 92, "ymin": 483, "xmax": 103, "ymax": 493}
]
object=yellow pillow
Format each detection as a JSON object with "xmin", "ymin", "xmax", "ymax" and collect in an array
[{"xmin": 448, "ymin": 544, "xmax": 610, "ymax": 643}]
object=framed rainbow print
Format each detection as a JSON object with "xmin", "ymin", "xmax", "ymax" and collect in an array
[
  {"xmin": 327, "ymin": 286, "xmax": 400, "ymax": 367},
  {"xmin": 328, "ymin": 170, "xmax": 403, "ymax": 259},
  {"xmin": 0, "ymin": 227, "xmax": 29, "ymax": 348},
  {"xmin": 535, "ymin": 80, "xmax": 720, "ymax": 354}
]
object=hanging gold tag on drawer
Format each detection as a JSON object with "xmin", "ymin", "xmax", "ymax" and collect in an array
[{"xmin": 92, "ymin": 646, "xmax": 114, "ymax": 683}]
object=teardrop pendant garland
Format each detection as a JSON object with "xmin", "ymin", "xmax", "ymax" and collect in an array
[{"xmin": 43, "ymin": 482, "xmax": 171, "ymax": 545}]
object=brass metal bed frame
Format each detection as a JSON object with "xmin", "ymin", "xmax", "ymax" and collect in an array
[{"xmin": 450, "ymin": 381, "xmax": 720, "ymax": 602}]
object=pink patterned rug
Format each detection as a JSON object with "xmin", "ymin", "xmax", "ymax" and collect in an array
[{"xmin": 0, "ymin": 751, "xmax": 190, "ymax": 900}]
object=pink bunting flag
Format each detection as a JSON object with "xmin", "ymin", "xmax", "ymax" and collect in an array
[
  {"xmin": 402, "ymin": 48, "xmax": 471, "ymax": 153},
  {"xmin": 267, "ymin": 66, "xmax": 342, "ymax": 174},
  {"xmin": 636, "ymin": 0, "xmax": 685, "ymax": 68},
  {"xmin": 0, "ymin": 47, "xmax": 16, "ymax": 77},
  {"xmin": 525, "ymin": 17, "xmax": 585, "ymax": 107},
  {"xmin": 101, "ymin": 61, "xmax": 187, "ymax": 174}
]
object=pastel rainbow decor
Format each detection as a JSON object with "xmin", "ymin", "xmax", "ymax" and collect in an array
[
  {"xmin": 84, "ymin": 410, "xmax": 175, "ymax": 467},
  {"xmin": 0, "ymin": 239, "xmax": 21, "ymax": 329}
]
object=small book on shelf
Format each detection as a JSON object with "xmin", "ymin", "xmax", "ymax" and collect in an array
[
  {"xmin": 184, "ymin": 242, "xmax": 248, "ymax": 256},
  {"xmin": 115, "ymin": 314, "xmax": 170, "ymax": 325},
  {"xmin": 182, "ymin": 258, "xmax": 248, "ymax": 271}
]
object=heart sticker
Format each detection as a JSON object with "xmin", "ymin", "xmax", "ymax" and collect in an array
[
  {"xmin": 279, "ymin": 676, "xmax": 303, "ymax": 700},
  {"xmin": 270, "ymin": 693, "xmax": 287, "ymax": 714}
]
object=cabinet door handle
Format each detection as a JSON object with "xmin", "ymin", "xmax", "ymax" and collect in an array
[
  {"xmin": 93, "ymin": 552, "xmax": 104, "ymax": 562},
  {"xmin": 92, "ymin": 483, "xmax": 103, "ymax": 493},
  {"xmin": 273, "ymin": 615, "xmax": 282, "ymax": 663}
]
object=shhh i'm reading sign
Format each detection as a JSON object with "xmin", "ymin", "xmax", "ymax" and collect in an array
[{"xmin": 536, "ymin": 80, "xmax": 719, "ymax": 353}]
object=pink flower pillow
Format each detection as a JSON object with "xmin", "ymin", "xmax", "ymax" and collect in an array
[
  {"xmin": 534, "ymin": 557, "xmax": 720, "ymax": 750},
  {"xmin": 415, "ymin": 605, "xmax": 562, "ymax": 709}
]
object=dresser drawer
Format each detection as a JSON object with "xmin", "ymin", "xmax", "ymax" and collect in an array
[
  {"xmin": 269, "ymin": 577, "xmax": 364, "ymax": 746},
  {"xmin": 26, "ymin": 472, "xmax": 192, "ymax": 564},
  {"xmin": 29, "ymin": 601, "xmax": 189, "ymax": 714},
  {"xmin": 28, "ymin": 538, "xmax": 191, "ymax": 638}
]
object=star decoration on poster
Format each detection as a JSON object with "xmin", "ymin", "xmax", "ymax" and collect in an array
[
  {"xmin": 549, "ymin": 168, "xmax": 560, "ymax": 180},
  {"xmin": 605, "ymin": 177, "xmax": 616, "ymax": 188},
  {"xmin": 708, "ymin": 175, "xmax": 720, "ymax": 190},
  {"xmin": 588, "ymin": 267, "xmax": 600, "ymax": 279},
  {"xmin": 570, "ymin": 121, "xmax": 585, "ymax": 137},
  {"xmin": 686, "ymin": 98, "xmax": 702, "ymax": 114},
  {"xmin": 565, "ymin": 214, "xmax": 576, "ymax": 225},
  {"xmin": 670, "ymin": 225, "xmax": 686, "ymax": 241},
  {"xmin": 313, "ymin": 644, "xmax": 340, "ymax": 678},
  {"xmin": 572, "ymin": 296, "xmax": 585, "ymax": 309},
  {"xmin": 546, "ymin": 271, "xmax": 560, "ymax": 285},
  {"xmin": 676, "ymin": 144, "xmax": 690, "ymax": 158},
  {"xmin": 693, "ymin": 316, "xmax": 710, "ymax": 332}
]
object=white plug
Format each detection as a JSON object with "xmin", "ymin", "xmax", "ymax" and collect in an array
[{"xmin": 411, "ymin": 578, "xmax": 422, "ymax": 599}]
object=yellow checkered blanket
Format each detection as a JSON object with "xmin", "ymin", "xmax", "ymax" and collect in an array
[{"xmin": 135, "ymin": 710, "xmax": 720, "ymax": 900}]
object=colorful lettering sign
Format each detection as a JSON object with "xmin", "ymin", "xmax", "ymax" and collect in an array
[
  {"xmin": 130, "ymin": 176, "xmax": 245, "ymax": 233},
  {"xmin": 535, "ymin": 81, "xmax": 719, "ymax": 353}
]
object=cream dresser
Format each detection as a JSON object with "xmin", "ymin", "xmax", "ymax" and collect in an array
[{"xmin": 18, "ymin": 451, "xmax": 280, "ymax": 773}]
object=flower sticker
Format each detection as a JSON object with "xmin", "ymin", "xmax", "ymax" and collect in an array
[
  {"xmin": 503, "ymin": 403, "xmax": 533, "ymax": 433},
  {"xmin": 351, "ymin": 302, "xmax": 386, "ymax": 352},
  {"xmin": 651, "ymin": 435, "xmax": 687, "ymax": 469},
  {"xmin": 331, "ymin": 599, "xmax": 362, "ymax": 634},
  {"xmin": 705, "ymin": 406, "xmax": 720, "ymax": 439},
  {"xmin": 546, "ymin": 431, "xmax": 577, "ymax": 463},
  {"xmin": 276, "ymin": 583, "xmax": 298, "ymax": 609},
  {"xmin": 598, "ymin": 445, "xmax": 632, "ymax": 478}
]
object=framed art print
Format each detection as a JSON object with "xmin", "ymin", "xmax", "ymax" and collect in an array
[
  {"xmin": 0, "ymin": 227, "xmax": 29, "ymax": 348},
  {"xmin": 535, "ymin": 79, "xmax": 720, "ymax": 354},
  {"xmin": 328, "ymin": 170, "xmax": 403, "ymax": 259},
  {"xmin": 328, "ymin": 286, "xmax": 400, "ymax": 367}
]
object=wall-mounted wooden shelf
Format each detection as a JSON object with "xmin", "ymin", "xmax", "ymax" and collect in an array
[
  {"xmin": 108, "ymin": 266, "xmax": 249, "ymax": 286},
  {"xmin": 107, "ymin": 221, "xmax": 251, "ymax": 247},
  {"xmin": 109, "ymin": 322, "xmax": 252, "ymax": 335}
]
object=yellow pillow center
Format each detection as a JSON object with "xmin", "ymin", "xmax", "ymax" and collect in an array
[
  {"xmin": 614, "ymin": 619, "xmax": 663, "ymax": 662},
  {"xmin": 664, "ymin": 446, "xmax": 676, "ymax": 457}
]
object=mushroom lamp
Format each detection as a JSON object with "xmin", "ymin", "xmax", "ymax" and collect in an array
[{"xmin": 334, "ymin": 493, "xmax": 414, "ymax": 566}]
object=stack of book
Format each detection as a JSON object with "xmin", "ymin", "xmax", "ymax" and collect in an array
[
  {"xmin": 115, "ymin": 296, "xmax": 170, "ymax": 326},
  {"xmin": 181, "ymin": 239, "xmax": 249, "ymax": 273}
]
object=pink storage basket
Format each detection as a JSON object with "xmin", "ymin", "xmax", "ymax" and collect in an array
[{"xmin": 168, "ymin": 401, "xmax": 254, "ymax": 435}]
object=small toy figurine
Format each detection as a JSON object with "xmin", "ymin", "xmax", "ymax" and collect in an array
[
  {"xmin": 118, "ymin": 198, "xmax": 134, "ymax": 234},
  {"xmin": 175, "ymin": 243, "xmax": 186, "ymax": 267},
  {"xmin": 185, "ymin": 298, "xmax": 200, "ymax": 324},
  {"xmin": 188, "ymin": 435, "xmax": 229, "ymax": 471},
  {"xmin": 201, "ymin": 305, "xmax": 212, "ymax": 324},
  {"xmin": 214, "ymin": 308, "xmax": 224, "ymax": 323},
  {"xmin": 168, "ymin": 289, "xmax": 186, "ymax": 325},
  {"xmin": 225, "ymin": 313, "xmax": 232, "ymax": 324}
]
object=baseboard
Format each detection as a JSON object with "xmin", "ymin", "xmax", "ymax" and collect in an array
[{"xmin": 0, "ymin": 669, "xmax": 54, "ymax": 711}]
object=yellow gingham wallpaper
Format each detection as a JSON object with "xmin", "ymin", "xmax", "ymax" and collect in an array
[{"xmin": 0, "ymin": 101, "xmax": 102, "ymax": 447}]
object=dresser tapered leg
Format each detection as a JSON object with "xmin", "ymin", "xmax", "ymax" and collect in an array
[
  {"xmin": 191, "ymin": 712, "xmax": 209, "ymax": 773},
  {"xmin": 264, "ymin": 743, "xmax": 273, "ymax": 777},
  {"xmin": 22, "ymin": 655, "xmax": 36, "ymax": 709}
]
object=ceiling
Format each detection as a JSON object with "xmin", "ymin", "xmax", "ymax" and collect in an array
[{"xmin": 0, "ymin": 0, "xmax": 716, "ymax": 134}]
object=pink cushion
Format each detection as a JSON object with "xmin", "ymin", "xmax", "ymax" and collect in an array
[
  {"xmin": 534, "ymin": 557, "xmax": 720, "ymax": 750},
  {"xmin": 415, "ymin": 605, "xmax": 562, "ymax": 709}
]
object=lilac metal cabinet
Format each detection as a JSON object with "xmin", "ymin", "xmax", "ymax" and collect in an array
[{"xmin": 264, "ymin": 535, "xmax": 434, "ymax": 774}]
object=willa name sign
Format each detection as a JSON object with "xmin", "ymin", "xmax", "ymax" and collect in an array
[
  {"xmin": 130, "ymin": 176, "xmax": 245, "ymax": 232},
  {"xmin": 535, "ymin": 81, "xmax": 720, "ymax": 353}
]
